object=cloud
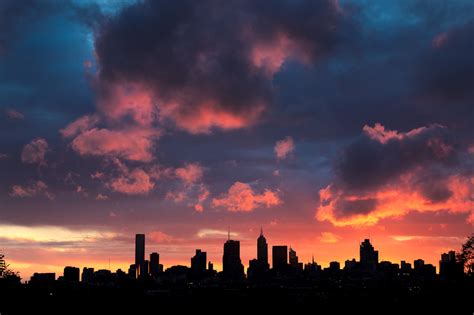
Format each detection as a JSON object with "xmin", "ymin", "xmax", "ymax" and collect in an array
[
  {"xmin": 0, "ymin": 224, "xmax": 117, "ymax": 244},
  {"xmin": 0, "ymin": 153, "xmax": 8, "ymax": 159},
  {"xmin": 108, "ymin": 168, "xmax": 155, "ymax": 195},
  {"xmin": 175, "ymin": 162, "xmax": 204, "ymax": 185},
  {"xmin": 95, "ymin": 193, "xmax": 108, "ymax": 200},
  {"xmin": 60, "ymin": 114, "xmax": 99, "ymax": 138},
  {"xmin": 5, "ymin": 109, "xmax": 24, "ymax": 120},
  {"xmin": 21, "ymin": 138, "xmax": 48, "ymax": 165},
  {"xmin": 93, "ymin": 0, "xmax": 354, "ymax": 134},
  {"xmin": 9, "ymin": 181, "xmax": 54, "ymax": 200},
  {"xmin": 274, "ymin": 136, "xmax": 295, "ymax": 159},
  {"xmin": 316, "ymin": 123, "xmax": 474, "ymax": 226},
  {"xmin": 319, "ymin": 232, "xmax": 342, "ymax": 244},
  {"xmin": 196, "ymin": 229, "xmax": 239, "ymax": 239},
  {"xmin": 212, "ymin": 181, "xmax": 281, "ymax": 212},
  {"xmin": 70, "ymin": 127, "xmax": 158, "ymax": 162},
  {"xmin": 148, "ymin": 231, "xmax": 173, "ymax": 243}
]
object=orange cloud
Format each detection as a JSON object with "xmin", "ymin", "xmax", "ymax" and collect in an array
[
  {"xmin": 212, "ymin": 181, "xmax": 281, "ymax": 212},
  {"xmin": 274, "ymin": 136, "xmax": 295, "ymax": 160},
  {"xmin": 316, "ymin": 173, "xmax": 474, "ymax": 227},
  {"xmin": 319, "ymin": 232, "xmax": 342, "ymax": 244}
]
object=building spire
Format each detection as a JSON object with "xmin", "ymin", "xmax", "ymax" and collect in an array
[
  {"xmin": 228, "ymin": 226, "xmax": 230, "ymax": 240},
  {"xmin": 260, "ymin": 227, "xmax": 263, "ymax": 236}
]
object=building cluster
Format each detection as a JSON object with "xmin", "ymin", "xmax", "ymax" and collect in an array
[{"xmin": 27, "ymin": 231, "xmax": 465, "ymax": 286}]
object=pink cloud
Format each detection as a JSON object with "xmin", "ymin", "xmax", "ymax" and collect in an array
[
  {"xmin": 166, "ymin": 182, "xmax": 209, "ymax": 213},
  {"xmin": 175, "ymin": 163, "xmax": 204, "ymax": 185},
  {"xmin": 212, "ymin": 181, "xmax": 281, "ymax": 212},
  {"xmin": 159, "ymin": 100, "xmax": 265, "ymax": 134},
  {"xmin": 250, "ymin": 33, "xmax": 310, "ymax": 76},
  {"xmin": 98, "ymin": 83, "xmax": 157, "ymax": 126},
  {"xmin": 362, "ymin": 123, "xmax": 431, "ymax": 144},
  {"xmin": 108, "ymin": 168, "xmax": 154, "ymax": 195},
  {"xmin": 71, "ymin": 128, "xmax": 158, "ymax": 162},
  {"xmin": 9, "ymin": 181, "xmax": 54, "ymax": 200},
  {"xmin": 274, "ymin": 136, "xmax": 295, "ymax": 160},
  {"xmin": 60, "ymin": 114, "xmax": 99, "ymax": 138},
  {"xmin": 21, "ymin": 138, "xmax": 48, "ymax": 165}
]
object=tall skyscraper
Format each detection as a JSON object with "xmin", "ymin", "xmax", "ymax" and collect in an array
[
  {"xmin": 360, "ymin": 239, "xmax": 378, "ymax": 271},
  {"xmin": 223, "ymin": 239, "xmax": 244, "ymax": 280},
  {"xmin": 272, "ymin": 245, "xmax": 288, "ymax": 272},
  {"xmin": 135, "ymin": 234, "xmax": 145, "ymax": 277},
  {"xmin": 257, "ymin": 228, "xmax": 269, "ymax": 270}
]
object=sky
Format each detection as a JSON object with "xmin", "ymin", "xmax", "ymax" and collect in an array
[{"xmin": 1, "ymin": 0, "xmax": 474, "ymax": 279}]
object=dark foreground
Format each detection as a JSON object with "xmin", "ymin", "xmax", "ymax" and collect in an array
[{"xmin": 1, "ymin": 278, "xmax": 473, "ymax": 314}]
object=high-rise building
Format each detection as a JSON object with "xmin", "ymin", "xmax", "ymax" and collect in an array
[
  {"xmin": 223, "ymin": 239, "xmax": 244, "ymax": 280},
  {"xmin": 63, "ymin": 266, "xmax": 80, "ymax": 282},
  {"xmin": 150, "ymin": 252, "xmax": 161, "ymax": 278},
  {"xmin": 135, "ymin": 234, "xmax": 145, "ymax": 277},
  {"xmin": 257, "ymin": 228, "xmax": 269, "ymax": 270},
  {"xmin": 360, "ymin": 239, "xmax": 378, "ymax": 271},
  {"xmin": 81, "ymin": 267, "xmax": 94, "ymax": 283},
  {"xmin": 272, "ymin": 245, "xmax": 288, "ymax": 272},
  {"xmin": 289, "ymin": 247, "xmax": 298, "ymax": 268},
  {"xmin": 191, "ymin": 249, "xmax": 207, "ymax": 279},
  {"xmin": 440, "ymin": 250, "xmax": 463, "ymax": 278}
]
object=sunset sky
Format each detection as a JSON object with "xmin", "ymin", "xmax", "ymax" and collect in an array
[{"xmin": 1, "ymin": 0, "xmax": 474, "ymax": 279}]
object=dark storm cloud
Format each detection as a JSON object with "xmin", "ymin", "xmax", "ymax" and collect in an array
[
  {"xmin": 93, "ymin": 0, "xmax": 356, "ymax": 132},
  {"xmin": 417, "ymin": 20, "xmax": 474, "ymax": 105},
  {"xmin": 335, "ymin": 124, "xmax": 458, "ymax": 191}
]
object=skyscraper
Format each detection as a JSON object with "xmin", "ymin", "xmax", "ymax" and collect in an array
[
  {"xmin": 289, "ymin": 247, "xmax": 299, "ymax": 269},
  {"xmin": 223, "ymin": 239, "xmax": 244, "ymax": 280},
  {"xmin": 191, "ymin": 249, "xmax": 207, "ymax": 280},
  {"xmin": 272, "ymin": 245, "xmax": 288, "ymax": 272},
  {"xmin": 149, "ymin": 252, "xmax": 161, "ymax": 278},
  {"xmin": 360, "ymin": 239, "xmax": 378, "ymax": 271},
  {"xmin": 257, "ymin": 228, "xmax": 269, "ymax": 270},
  {"xmin": 135, "ymin": 234, "xmax": 145, "ymax": 277}
]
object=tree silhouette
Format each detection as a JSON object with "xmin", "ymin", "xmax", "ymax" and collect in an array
[
  {"xmin": 457, "ymin": 233, "xmax": 474, "ymax": 275},
  {"xmin": 0, "ymin": 253, "xmax": 20, "ymax": 282}
]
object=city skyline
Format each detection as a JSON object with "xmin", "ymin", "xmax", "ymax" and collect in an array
[
  {"xmin": 2, "ymin": 0, "xmax": 474, "ymax": 284},
  {"xmin": 12, "ymin": 230, "xmax": 467, "ymax": 283}
]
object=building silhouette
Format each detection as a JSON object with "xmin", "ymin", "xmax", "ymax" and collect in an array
[
  {"xmin": 81, "ymin": 267, "xmax": 94, "ymax": 283},
  {"xmin": 149, "ymin": 252, "xmax": 162, "ymax": 278},
  {"xmin": 223, "ymin": 238, "xmax": 244, "ymax": 280},
  {"xmin": 135, "ymin": 234, "xmax": 146, "ymax": 278},
  {"xmin": 360, "ymin": 239, "xmax": 378, "ymax": 271},
  {"xmin": 272, "ymin": 245, "xmax": 288, "ymax": 272},
  {"xmin": 440, "ymin": 250, "xmax": 463, "ymax": 279},
  {"xmin": 191, "ymin": 249, "xmax": 207, "ymax": 280},
  {"xmin": 257, "ymin": 228, "xmax": 269, "ymax": 270},
  {"xmin": 63, "ymin": 266, "xmax": 80, "ymax": 282}
]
